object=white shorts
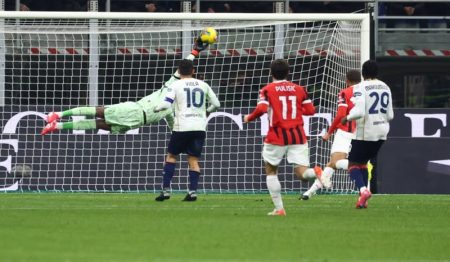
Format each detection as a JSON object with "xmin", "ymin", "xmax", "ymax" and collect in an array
[
  {"xmin": 330, "ymin": 129, "xmax": 355, "ymax": 154},
  {"xmin": 262, "ymin": 143, "xmax": 309, "ymax": 167}
]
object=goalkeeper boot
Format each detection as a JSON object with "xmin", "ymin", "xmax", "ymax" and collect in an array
[
  {"xmin": 182, "ymin": 192, "xmax": 197, "ymax": 202},
  {"xmin": 356, "ymin": 189, "xmax": 371, "ymax": 209},
  {"xmin": 155, "ymin": 191, "xmax": 170, "ymax": 201},
  {"xmin": 46, "ymin": 112, "xmax": 61, "ymax": 123},
  {"xmin": 41, "ymin": 121, "xmax": 58, "ymax": 135},
  {"xmin": 267, "ymin": 208, "xmax": 286, "ymax": 216}
]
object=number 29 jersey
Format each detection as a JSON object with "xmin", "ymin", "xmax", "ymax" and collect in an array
[
  {"xmin": 348, "ymin": 79, "xmax": 394, "ymax": 141},
  {"xmin": 259, "ymin": 80, "xmax": 314, "ymax": 145}
]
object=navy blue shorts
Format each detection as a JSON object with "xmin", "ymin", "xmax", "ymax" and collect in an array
[
  {"xmin": 168, "ymin": 131, "xmax": 206, "ymax": 158},
  {"xmin": 348, "ymin": 140, "xmax": 384, "ymax": 164}
]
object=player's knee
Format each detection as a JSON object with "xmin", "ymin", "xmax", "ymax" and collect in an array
[
  {"xmin": 327, "ymin": 161, "xmax": 336, "ymax": 169},
  {"xmin": 166, "ymin": 153, "xmax": 178, "ymax": 163}
]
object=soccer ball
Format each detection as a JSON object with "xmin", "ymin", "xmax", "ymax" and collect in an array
[{"xmin": 200, "ymin": 27, "xmax": 218, "ymax": 44}]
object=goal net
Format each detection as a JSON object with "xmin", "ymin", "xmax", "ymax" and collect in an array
[{"xmin": 0, "ymin": 12, "xmax": 370, "ymax": 193}]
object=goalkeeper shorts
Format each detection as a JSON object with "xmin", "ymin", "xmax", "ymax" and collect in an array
[{"xmin": 104, "ymin": 101, "xmax": 145, "ymax": 134}]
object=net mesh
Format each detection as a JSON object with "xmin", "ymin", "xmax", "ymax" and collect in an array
[{"xmin": 0, "ymin": 16, "xmax": 363, "ymax": 193}]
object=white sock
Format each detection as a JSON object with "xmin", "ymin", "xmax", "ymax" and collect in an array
[
  {"xmin": 56, "ymin": 123, "xmax": 63, "ymax": 130},
  {"xmin": 335, "ymin": 159, "xmax": 348, "ymax": 170},
  {"xmin": 305, "ymin": 179, "xmax": 322, "ymax": 194},
  {"xmin": 359, "ymin": 186, "xmax": 367, "ymax": 193},
  {"xmin": 302, "ymin": 168, "xmax": 316, "ymax": 180},
  {"xmin": 323, "ymin": 167, "xmax": 335, "ymax": 178},
  {"xmin": 266, "ymin": 175, "xmax": 283, "ymax": 210}
]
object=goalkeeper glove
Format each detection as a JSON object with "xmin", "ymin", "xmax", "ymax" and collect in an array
[{"xmin": 191, "ymin": 36, "xmax": 209, "ymax": 57}]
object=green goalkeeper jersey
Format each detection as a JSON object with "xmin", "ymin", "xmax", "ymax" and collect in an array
[{"xmin": 136, "ymin": 76, "xmax": 177, "ymax": 129}]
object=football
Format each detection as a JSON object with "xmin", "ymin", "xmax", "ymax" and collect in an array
[{"xmin": 200, "ymin": 27, "xmax": 218, "ymax": 44}]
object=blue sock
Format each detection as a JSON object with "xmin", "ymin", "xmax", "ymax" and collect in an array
[
  {"xmin": 349, "ymin": 167, "xmax": 366, "ymax": 190},
  {"xmin": 361, "ymin": 168, "xmax": 369, "ymax": 187},
  {"xmin": 188, "ymin": 170, "xmax": 200, "ymax": 192},
  {"xmin": 162, "ymin": 162, "xmax": 176, "ymax": 189}
]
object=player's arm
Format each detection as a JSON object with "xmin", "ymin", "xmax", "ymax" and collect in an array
[
  {"xmin": 326, "ymin": 92, "xmax": 348, "ymax": 135},
  {"xmin": 386, "ymin": 90, "xmax": 394, "ymax": 121},
  {"xmin": 244, "ymin": 88, "xmax": 269, "ymax": 123},
  {"xmin": 154, "ymin": 84, "xmax": 176, "ymax": 112},
  {"xmin": 344, "ymin": 87, "xmax": 365, "ymax": 123},
  {"xmin": 327, "ymin": 105, "xmax": 348, "ymax": 135},
  {"xmin": 161, "ymin": 38, "xmax": 209, "ymax": 89},
  {"xmin": 301, "ymin": 87, "xmax": 315, "ymax": 116},
  {"xmin": 206, "ymin": 85, "xmax": 221, "ymax": 113}
]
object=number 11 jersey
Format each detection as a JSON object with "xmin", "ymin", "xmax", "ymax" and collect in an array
[{"xmin": 258, "ymin": 80, "xmax": 314, "ymax": 145}]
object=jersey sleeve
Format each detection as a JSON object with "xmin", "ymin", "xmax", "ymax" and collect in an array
[
  {"xmin": 347, "ymin": 85, "xmax": 365, "ymax": 121},
  {"xmin": 246, "ymin": 86, "xmax": 269, "ymax": 122},
  {"xmin": 154, "ymin": 83, "xmax": 176, "ymax": 112},
  {"xmin": 206, "ymin": 84, "xmax": 221, "ymax": 113},
  {"xmin": 300, "ymin": 86, "xmax": 315, "ymax": 116},
  {"xmin": 386, "ymin": 90, "xmax": 394, "ymax": 121}
]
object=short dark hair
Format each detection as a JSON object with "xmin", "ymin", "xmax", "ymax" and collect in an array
[
  {"xmin": 178, "ymin": 59, "xmax": 194, "ymax": 76},
  {"xmin": 270, "ymin": 59, "xmax": 289, "ymax": 80},
  {"xmin": 362, "ymin": 60, "xmax": 378, "ymax": 79},
  {"xmin": 346, "ymin": 70, "xmax": 361, "ymax": 84}
]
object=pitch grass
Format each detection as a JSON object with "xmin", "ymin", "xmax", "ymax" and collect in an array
[{"xmin": 1, "ymin": 194, "xmax": 449, "ymax": 262}]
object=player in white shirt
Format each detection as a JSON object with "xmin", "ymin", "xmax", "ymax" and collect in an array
[
  {"xmin": 153, "ymin": 59, "xmax": 220, "ymax": 201},
  {"xmin": 342, "ymin": 60, "xmax": 394, "ymax": 208}
]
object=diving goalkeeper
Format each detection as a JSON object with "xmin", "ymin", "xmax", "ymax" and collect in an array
[{"xmin": 40, "ymin": 38, "xmax": 209, "ymax": 135}]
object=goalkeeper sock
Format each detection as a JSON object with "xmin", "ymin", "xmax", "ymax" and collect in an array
[
  {"xmin": 58, "ymin": 120, "xmax": 96, "ymax": 130},
  {"xmin": 266, "ymin": 175, "xmax": 283, "ymax": 210},
  {"xmin": 62, "ymin": 107, "xmax": 96, "ymax": 117},
  {"xmin": 162, "ymin": 162, "xmax": 176, "ymax": 189},
  {"xmin": 349, "ymin": 166, "xmax": 365, "ymax": 190}
]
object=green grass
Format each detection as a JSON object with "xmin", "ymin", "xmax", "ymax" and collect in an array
[{"xmin": 1, "ymin": 193, "xmax": 449, "ymax": 262}]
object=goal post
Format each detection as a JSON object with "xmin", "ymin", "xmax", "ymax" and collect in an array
[{"xmin": 0, "ymin": 11, "xmax": 370, "ymax": 193}]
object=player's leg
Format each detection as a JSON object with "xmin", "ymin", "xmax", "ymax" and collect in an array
[
  {"xmin": 155, "ymin": 153, "xmax": 178, "ymax": 201},
  {"xmin": 262, "ymin": 144, "xmax": 286, "ymax": 216},
  {"xmin": 184, "ymin": 156, "xmax": 200, "ymax": 201},
  {"xmin": 301, "ymin": 151, "xmax": 347, "ymax": 200},
  {"xmin": 348, "ymin": 140, "xmax": 384, "ymax": 208},
  {"xmin": 155, "ymin": 131, "xmax": 184, "ymax": 201},
  {"xmin": 183, "ymin": 131, "xmax": 206, "ymax": 201},
  {"xmin": 45, "ymin": 107, "xmax": 104, "ymax": 123},
  {"xmin": 320, "ymin": 129, "xmax": 353, "ymax": 188},
  {"xmin": 41, "ymin": 107, "xmax": 108, "ymax": 135},
  {"xmin": 287, "ymin": 143, "xmax": 324, "ymax": 183}
]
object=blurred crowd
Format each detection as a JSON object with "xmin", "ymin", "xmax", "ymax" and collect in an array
[{"xmin": 4, "ymin": 0, "xmax": 450, "ymax": 26}]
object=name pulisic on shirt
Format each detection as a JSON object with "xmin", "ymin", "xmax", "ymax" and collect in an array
[{"xmin": 275, "ymin": 85, "xmax": 296, "ymax": 92}]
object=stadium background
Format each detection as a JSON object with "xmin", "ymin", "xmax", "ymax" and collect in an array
[{"xmin": 0, "ymin": 0, "xmax": 449, "ymax": 194}]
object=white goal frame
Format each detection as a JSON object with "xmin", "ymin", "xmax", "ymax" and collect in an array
[{"xmin": 0, "ymin": 11, "xmax": 370, "ymax": 193}]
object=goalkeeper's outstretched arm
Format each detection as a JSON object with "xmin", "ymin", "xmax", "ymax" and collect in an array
[{"xmin": 160, "ymin": 37, "xmax": 209, "ymax": 90}]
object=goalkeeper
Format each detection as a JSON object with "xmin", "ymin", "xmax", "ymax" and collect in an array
[{"xmin": 40, "ymin": 38, "xmax": 209, "ymax": 135}]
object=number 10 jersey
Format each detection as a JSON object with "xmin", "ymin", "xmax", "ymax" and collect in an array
[
  {"xmin": 258, "ymin": 80, "xmax": 314, "ymax": 145},
  {"xmin": 165, "ymin": 78, "xmax": 220, "ymax": 132}
]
